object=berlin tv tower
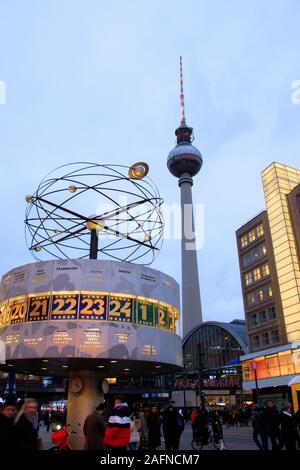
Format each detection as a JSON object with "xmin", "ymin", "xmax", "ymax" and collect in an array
[{"xmin": 167, "ymin": 57, "xmax": 203, "ymax": 338}]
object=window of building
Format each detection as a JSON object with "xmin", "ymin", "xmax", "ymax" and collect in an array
[
  {"xmin": 270, "ymin": 329, "xmax": 279, "ymax": 344},
  {"xmin": 249, "ymin": 230, "xmax": 256, "ymax": 243},
  {"xmin": 247, "ymin": 292, "xmax": 256, "ymax": 306},
  {"xmin": 242, "ymin": 244, "xmax": 267, "ymax": 268},
  {"xmin": 253, "ymin": 268, "xmax": 261, "ymax": 282},
  {"xmin": 262, "ymin": 263, "xmax": 270, "ymax": 277},
  {"xmin": 246, "ymin": 285, "xmax": 274, "ymax": 307},
  {"xmin": 268, "ymin": 286, "xmax": 273, "ymax": 298},
  {"xmin": 278, "ymin": 351, "xmax": 295, "ymax": 375},
  {"xmin": 252, "ymin": 335, "xmax": 260, "ymax": 348},
  {"xmin": 241, "ymin": 234, "xmax": 248, "ymax": 248},
  {"xmin": 250, "ymin": 313, "xmax": 257, "ymax": 326},
  {"xmin": 261, "ymin": 332, "xmax": 269, "ymax": 346},
  {"xmin": 267, "ymin": 306, "xmax": 276, "ymax": 320},
  {"xmin": 240, "ymin": 224, "xmax": 264, "ymax": 250},
  {"xmin": 245, "ymin": 272, "xmax": 253, "ymax": 286},
  {"xmin": 259, "ymin": 310, "xmax": 267, "ymax": 323},
  {"xmin": 256, "ymin": 224, "xmax": 264, "ymax": 237},
  {"xmin": 265, "ymin": 355, "xmax": 280, "ymax": 377},
  {"xmin": 242, "ymin": 253, "xmax": 251, "ymax": 267}
]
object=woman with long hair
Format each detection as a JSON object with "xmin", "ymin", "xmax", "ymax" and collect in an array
[
  {"xmin": 13, "ymin": 398, "xmax": 41, "ymax": 450},
  {"xmin": 147, "ymin": 405, "xmax": 161, "ymax": 450}
]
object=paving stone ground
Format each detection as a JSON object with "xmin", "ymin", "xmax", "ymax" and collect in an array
[{"xmin": 40, "ymin": 422, "xmax": 258, "ymax": 451}]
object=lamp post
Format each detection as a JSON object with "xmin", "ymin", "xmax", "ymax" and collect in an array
[
  {"xmin": 182, "ymin": 364, "xmax": 187, "ymax": 409},
  {"xmin": 182, "ymin": 354, "xmax": 193, "ymax": 409},
  {"xmin": 239, "ymin": 364, "xmax": 244, "ymax": 406},
  {"xmin": 253, "ymin": 362, "xmax": 260, "ymax": 404},
  {"xmin": 197, "ymin": 342, "xmax": 205, "ymax": 408}
]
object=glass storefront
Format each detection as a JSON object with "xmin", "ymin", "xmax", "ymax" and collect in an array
[{"xmin": 242, "ymin": 348, "xmax": 300, "ymax": 380}]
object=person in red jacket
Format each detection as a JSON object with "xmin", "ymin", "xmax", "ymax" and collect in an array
[
  {"xmin": 191, "ymin": 408, "xmax": 199, "ymax": 438},
  {"xmin": 103, "ymin": 395, "xmax": 131, "ymax": 450}
]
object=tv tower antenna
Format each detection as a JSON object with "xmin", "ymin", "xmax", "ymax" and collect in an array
[{"xmin": 180, "ymin": 56, "xmax": 186, "ymax": 126}]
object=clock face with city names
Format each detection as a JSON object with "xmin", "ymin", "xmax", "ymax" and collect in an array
[{"xmin": 0, "ymin": 291, "xmax": 178, "ymax": 332}]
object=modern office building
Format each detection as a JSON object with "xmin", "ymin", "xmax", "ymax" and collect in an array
[{"xmin": 236, "ymin": 162, "xmax": 300, "ymax": 409}]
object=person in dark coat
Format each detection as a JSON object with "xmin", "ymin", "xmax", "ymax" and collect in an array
[
  {"xmin": 83, "ymin": 403, "xmax": 106, "ymax": 450},
  {"xmin": 174, "ymin": 409, "xmax": 185, "ymax": 450},
  {"xmin": 147, "ymin": 405, "xmax": 161, "ymax": 449},
  {"xmin": 43, "ymin": 411, "xmax": 51, "ymax": 432},
  {"xmin": 280, "ymin": 403, "xmax": 298, "ymax": 451},
  {"xmin": 261, "ymin": 400, "xmax": 282, "ymax": 450},
  {"xmin": 295, "ymin": 408, "xmax": 300, "ymax": 448},
  {"xmin": 251, "ymin": 404, "xmax": 264, "ymax": 450},
  {"xmin": 0, "ymin": 399, "xmax": 16, "ymax": 451},
  {"xmin": 194, "ymin": 406, "xmax": 210, "ymax": 444},
  {"xmin": 162, "ymin": 405, "xmax": 178, "ymax": 450},
  {"xmin": 13, "ymin": 398, "xmax": 40, "ymax": 450}
]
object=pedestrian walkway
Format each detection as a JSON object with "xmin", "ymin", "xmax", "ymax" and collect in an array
[
  {"xmin": 39, "ymin": 422, "xmax": 257, "ymax": 450},
  {"xmin": 180, "ymin": 424, "xmax": 257, "ymax": 450}
]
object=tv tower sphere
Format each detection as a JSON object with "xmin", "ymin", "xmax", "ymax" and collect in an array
[{"xmin": 167, "ymin": 131, "xmax": 203, "ymax": 178}]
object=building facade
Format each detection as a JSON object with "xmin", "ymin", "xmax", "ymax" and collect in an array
[
  {"xmin": 236, "ymin": 162, "xmax": 300, "ymax": 410},
  {"xmin": 172, "ymin": 320, "xmax": 251, "ymax": 407},
  {"xmin": 236, "ymin": 210, "xmax": 286, "ymax": 352}
]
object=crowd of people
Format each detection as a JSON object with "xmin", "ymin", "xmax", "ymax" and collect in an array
[
  {"xmin": 187, "ymin": 405, "xmax": 252, "ymax": 429},
  {"xmin": 84, "ymin": 397, "xmax": 186, "ymax": 451},
  {"xmin": 0, "ymin": 395, "xmax": 186, "ymax": 451},
  {"xmin": 1, "ymin": 396, "xmax": 300, "ymax": 451},
  {"xmin": 189, "ymin": 401, "xmax": 300, "ymax": 450},
  {"xmin": 40, "ymin": 408, "xmax": 67, "ymax": 432},
  {"xmin": 251, "ymin": 400, "xmax": 300, "ymax": 451},
  {"xmin": 0, "ymin": 398, "xmax": 42, "ymax": 450}
]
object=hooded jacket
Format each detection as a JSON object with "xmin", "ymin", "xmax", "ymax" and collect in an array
[{"xmin": 103, "ymin": 402, "xmax": 131, "ymax": 448}]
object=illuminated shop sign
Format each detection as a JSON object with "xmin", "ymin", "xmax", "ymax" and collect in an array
[
  {"xmin": 0, "ymin": 291, "xmax": 179, "ymax": 333},
  {"xmin": 174, "ymin": 378, "xmax": 241, "ymax": 389},
  {"xmin": 142, "ymin": 392, "xmax": 170, "ymax": 398}
]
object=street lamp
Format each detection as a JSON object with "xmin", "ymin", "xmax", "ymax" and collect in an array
[
  {"xmin": 253, "ymin": 362, "xmax": 260, "ymax": 404},
  {"xmin": 197, "ymin": 342, "xmax": 205, "ymax": 408},
  {"xmin": 182, "ymin": 354, "xmax": 193, "ymax": 409}
]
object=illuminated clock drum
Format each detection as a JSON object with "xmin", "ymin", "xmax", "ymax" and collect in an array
[{"xmin": 0, "ymin": 259, "xmax": 182, "ymax": 375}]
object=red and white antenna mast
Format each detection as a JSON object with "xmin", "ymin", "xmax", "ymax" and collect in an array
[{"xmin": 180, "ymin": 56, "xmax": 186, "ymax": 126}]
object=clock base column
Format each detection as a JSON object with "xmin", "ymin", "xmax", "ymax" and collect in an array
[{"xmin": 66, "ymin": 370, "xmax": 105, "ymax": 450}]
